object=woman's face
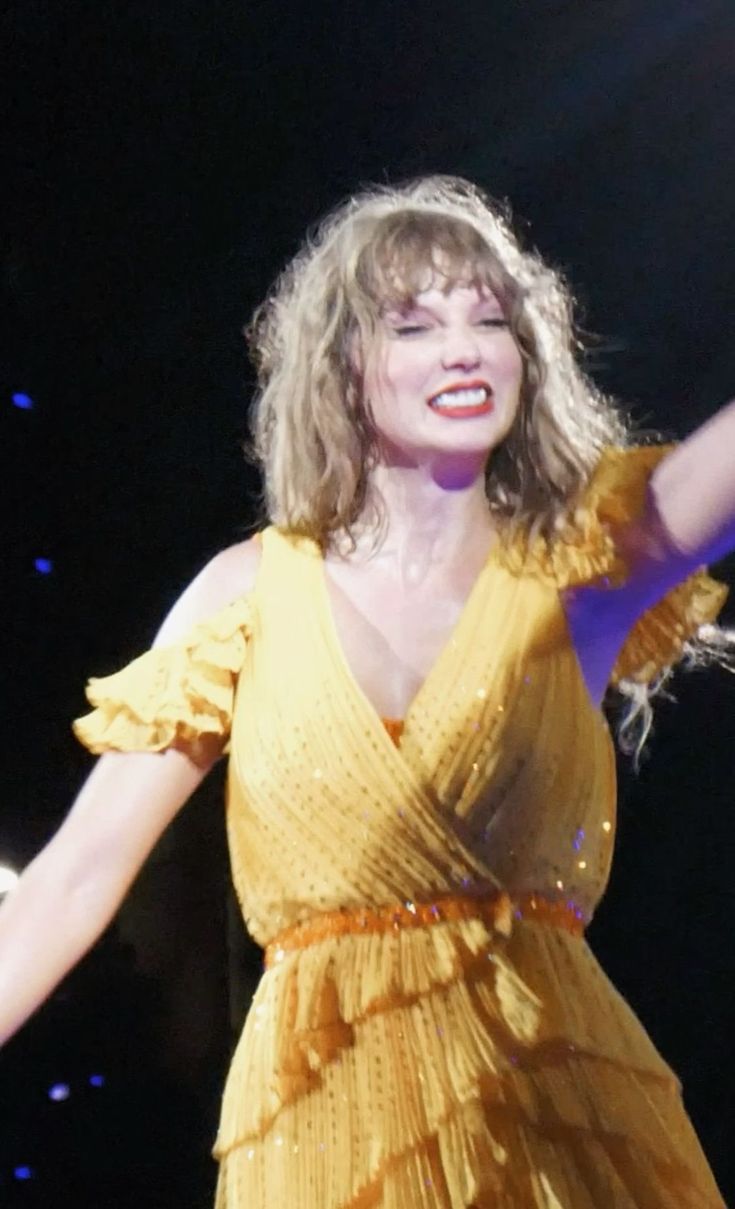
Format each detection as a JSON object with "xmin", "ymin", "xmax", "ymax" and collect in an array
[{"xmin": 360, "ymin": 279, "xmax": 524, "ymax": 470}]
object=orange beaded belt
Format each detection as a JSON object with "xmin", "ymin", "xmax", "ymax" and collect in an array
[{"xmin": 264, "ymin": 890, "xmax": 585, "ymax": 969}]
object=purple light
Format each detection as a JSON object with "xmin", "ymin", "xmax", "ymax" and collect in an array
[
  {"xmin": 48, "ymin": 1082, "xmax": 70, "ymax": 1102},
  {"xmin": 12, "ymin": 393, "xmax": 34, "ymax": 410},
  {"xmin": 34, "ymin": 558, "xmax": 53, "ymax": 574},
  {"xmin": 573, "ymin": 828, "xmax": 585, "ymax": 851},
  {"xmin": 14, "ymin": 1166, "xmax": 34, "ymax": 1180},
  {"xmin": 89, "ymin": 1074, "xmax": 105, "ymax": 1087}
]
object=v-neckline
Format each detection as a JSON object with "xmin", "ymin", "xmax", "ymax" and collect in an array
[{"xmin": 314, "ymin": 536, "xmax": 502, "ymax": 736}]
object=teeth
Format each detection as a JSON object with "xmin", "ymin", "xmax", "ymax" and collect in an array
[{"xmin": 430, "ymin": 387, "xmax": 489, "ymax": 408}]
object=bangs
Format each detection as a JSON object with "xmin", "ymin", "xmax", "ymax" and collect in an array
[{"xmin": 355, "ymin": 210, "xmax": 513, "ymax": 313}]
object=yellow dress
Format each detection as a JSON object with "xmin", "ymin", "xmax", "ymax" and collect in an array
[{"xmin": 73, "ymin": 446, "xmax": 730, "ymax": 1208}]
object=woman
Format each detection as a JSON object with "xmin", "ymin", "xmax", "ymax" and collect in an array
[{"xmin": 1, "ymin": 175, "xmax": 733, "ymax": 1206}]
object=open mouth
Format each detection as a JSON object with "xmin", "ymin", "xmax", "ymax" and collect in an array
[{"xmin": 427, "ymin": 383, "xmax": 494, "ymax": 417}]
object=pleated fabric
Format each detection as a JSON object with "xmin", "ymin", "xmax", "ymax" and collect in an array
[{"xmin": 73, "ymin": 445, "xmax": 729, "ymax": 1207}]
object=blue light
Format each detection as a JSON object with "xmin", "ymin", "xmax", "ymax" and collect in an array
[
  {"xmin": 89, "ymin": 1074, "xmax": 105, "ymax": 1087},
  {"xmin": 34, "ymin": 558, "xmax": 53, "ymax": 574},
  {"xmin": 48, "ymin": 1082, "xmax": 70, "ymax": 1102},
  {"xmin": 14, "ymin": 1166, "xmax": 34, "ymax": 1180},
  {"xmin": 12, "ymin": 393, "xmax": 34, "ymax": 410}
]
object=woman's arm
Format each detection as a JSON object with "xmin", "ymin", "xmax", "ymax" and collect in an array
[
  {"xmin": 650, "ymin": 397, "xmax": 735, "ymax": 569},
  {"xmin": 600, "ymin": 398, "xmax": 735, "ymax": 626},
  {"xmin": 561, "ymin": 402, "xmax": 734, "ymax": 704},
  {"xmin": 0, "ymin": 746, "xmax": 215, "ymax": 1047},
  {"xmin": 0, "ymin": 535, "xmax": 261, "ymax": 1048}
]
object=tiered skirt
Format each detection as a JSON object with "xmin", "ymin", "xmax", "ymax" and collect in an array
[{"xmin": 213, "ymin": 913, "xmax": 724, "ymax": 1207}]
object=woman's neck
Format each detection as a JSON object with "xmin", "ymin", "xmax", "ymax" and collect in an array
[{"xmin": 329, "ymin": 487, "xmax": 497, "ymax": 585}]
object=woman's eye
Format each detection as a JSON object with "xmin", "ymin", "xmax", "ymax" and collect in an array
[
  {"xmin": 394, "ymin": 324, "xmax": 428, "ymax": 336},
  {"xmin": 478, "ymin": 317, "xmax": 509, "ymax": 328}
]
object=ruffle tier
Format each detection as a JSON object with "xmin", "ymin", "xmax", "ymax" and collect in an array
[
  {"xmin": 72, "ymin": 594, "xmax": 254, "ymax": 753},
  {"xmin": 495, "ymin": 445, "xmax": 729, "ymax": 686},
  {"xmin": 213, "ymin": 918, "xmax": 724, "ymax": 1207}
]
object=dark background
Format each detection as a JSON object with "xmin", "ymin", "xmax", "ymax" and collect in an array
[{"xmin": 2, "ymin": 0, "xmax": 734, "ymax": 1205}]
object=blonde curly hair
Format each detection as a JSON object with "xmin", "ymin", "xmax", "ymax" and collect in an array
[{"xmin": 241, "ymin": 174, "xmax": 732, "ymax": 764}]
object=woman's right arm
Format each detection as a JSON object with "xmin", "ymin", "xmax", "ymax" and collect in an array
[
  {"xmin": 0, "ymin": 535, "xmax": 261, "ymax": 1047},
  {"xmin": 0, "ymin": 745, "xmax": 216, "ymax": 1046}
]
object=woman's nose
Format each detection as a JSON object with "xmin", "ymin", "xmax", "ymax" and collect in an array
[{"xmin": 440, "ymin": 326, "xmax": 482, "ymax": 371}]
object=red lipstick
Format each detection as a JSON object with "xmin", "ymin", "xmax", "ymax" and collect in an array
[{"xmin": 426, "ymin": 379, "xmax": 494, "ymax": 419}]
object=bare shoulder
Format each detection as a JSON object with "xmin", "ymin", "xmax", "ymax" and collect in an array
[
  {"xmin": 152, "ymin": 534, "xmax": 263, "ymax": 647},
  {"xmin": 201, "ymin": 534, "xmax": 263, "ymax": 600}
]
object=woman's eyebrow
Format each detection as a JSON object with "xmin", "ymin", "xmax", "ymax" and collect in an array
[
  {"xmin": 382, "ymin": 301, "xmax": 426, "ymax": 319},
  {"xmin": 384, "ymin": 297, "xmax": 505, "ymax": 319},
  {"xmin": 473, "ymin": 292, "xmax": 506, "ymax": 310}
]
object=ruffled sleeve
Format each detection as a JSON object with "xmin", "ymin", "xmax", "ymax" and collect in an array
[
  {"xmin": 72, "ymin": 595, "xmax": 254, "ymax": 754},
  {"xmin": 496, "ymin": 444, "xmax": 730, "ymax": 685}
]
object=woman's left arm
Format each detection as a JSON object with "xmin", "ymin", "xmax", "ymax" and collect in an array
[
  {"xmin": 594, "ymin": 398, "xmax": 735, "ymax": 624},
  {"xmin": 650, "ymin": 397, "xmax": 735, "ymax": 568}
]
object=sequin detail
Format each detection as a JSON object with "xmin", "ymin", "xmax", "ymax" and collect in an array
[
  {"xmin": 69, "ymin": 466, "xmax": 730, "ymax": 1209},
  {"xmin": 264, "ymin": 890, "xmax": 584, "ymax": 967}
]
